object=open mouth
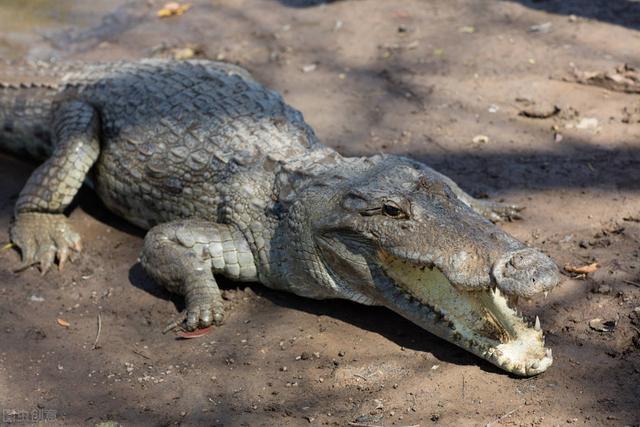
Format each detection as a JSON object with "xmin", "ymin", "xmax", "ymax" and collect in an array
[{"xmin": 378, "ymin": 252, "xmax": 552, "ymax": 376}]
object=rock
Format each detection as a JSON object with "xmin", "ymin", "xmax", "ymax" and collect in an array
[
  {"xmin": 354, "ymin": 414, "xmax": 383, "ymax": 424},
  {"xmin": 518, "ymin": 101, "xmax": 560, "ymax": 119},
  {"xmin": 301, "ymin": 63, "xmax": 317, "ymax": 73},
  {"xmin": 589, "ymin": 318, "xmax": 616, "ymax": 332},
  {"xmin": 472, "ymin": 135, "xmax": 490, "ymax": 144},
  {"xmin": 575, "ymin": 117, "xmax": 599, "ymax": 130},
  {"xmin": 593, "ymin": 285, "xmax": 611, "ymax": 294}
]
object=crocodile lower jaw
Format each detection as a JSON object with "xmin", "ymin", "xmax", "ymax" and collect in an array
[{"xmin": 379, "ymin": 253, "xmax": 552, "ymax": 376}]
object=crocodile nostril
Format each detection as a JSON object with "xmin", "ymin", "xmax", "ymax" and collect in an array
[{"xmin": 508, "ymin": 251, "xmax": 539, "ymax": 270}]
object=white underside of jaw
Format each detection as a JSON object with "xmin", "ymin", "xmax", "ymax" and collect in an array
[{"xmin": 379, "ymin": 254, "xmax": 552, "ymax": 376}]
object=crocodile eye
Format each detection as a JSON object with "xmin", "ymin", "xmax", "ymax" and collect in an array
[{"xmin": 382, "ymin": 203, "xmax": 404, "ymax": 218}]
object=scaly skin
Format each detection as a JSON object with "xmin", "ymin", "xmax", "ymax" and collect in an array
[{"xmin": 0, "ymin": 60, "xmax": 559, "ymax": 376}]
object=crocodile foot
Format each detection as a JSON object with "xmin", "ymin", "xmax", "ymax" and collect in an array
[
  {"xmin": 10, "ymin": 212, "xmax": 81, "ymax": 274},
  {"xmin": 163, "ymin": 287, "xmax": 225, "ymax": 335},
  {"xmin": 474, "ymin": 199, "xmax": 524, "ymax": 223}
]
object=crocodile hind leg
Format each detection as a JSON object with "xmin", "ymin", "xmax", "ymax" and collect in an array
[
  {"xmin": 431, "ymin": 169, "xmax": 523, "ymax": 222},
  {"xmin": 10, "ymin": 101, "xmax": 100, "ymax": 273},
  {"xmin": 140, "ymin": 220, "xmax": 258, "ymax": 331}
]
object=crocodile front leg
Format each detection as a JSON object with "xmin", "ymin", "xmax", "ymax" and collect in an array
[
  {"xmin": 10, "ymin": 101, "xmax": 100, "ymax": 273},
  {"xmin": 140, "ymin": 220, "xmax": 258, "ymax": 331}
]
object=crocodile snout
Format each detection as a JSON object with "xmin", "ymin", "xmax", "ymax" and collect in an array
[{"xmin": 491, "ymin": 248, "xmax": 560, "ymax": 298}]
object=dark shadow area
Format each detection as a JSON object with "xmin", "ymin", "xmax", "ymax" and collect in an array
[
  {"xmin": 127, "ymin": 261, "xmax": 500, "ymax": 373},
  {"xmin": 251, "ymin": 283, "xmax": 507, "ymax": 374},
  {"xmin": 276, "ymin": 0, "xmax": 336, "ymax": 8},
  {"xmin": 76, "ymin": 187, "xmax": 146, "ymax": 238},
  {"xmin": 507, "ymin": 0, "xmax": 640, "ymax": 31},
  {"xmin": 408, "ymin": 140, "xmax": 640, "ymax": 194},
  {"xmin": 44, "ymin": 1, "xmax": 151, "ymax": 53},
  {"xmin": 128, "ymin": 262, "xmax": 183, "ymax": 312}
]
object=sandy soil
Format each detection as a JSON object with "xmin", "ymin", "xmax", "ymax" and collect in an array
[{"xmin": 1, "ymin": 0, "xmax": 640, "ymax": 425}]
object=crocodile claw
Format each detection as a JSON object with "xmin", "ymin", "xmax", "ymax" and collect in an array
[
  {"xmin": 163, "ymin": 304, "xmax": 224, "ymax": 336},
  {"xmin": 10, "ymin": 212, "xmax": 81, "ymax": 274},
  {"xmin": 477, "ymin": 200, "xmax": 524, "ymax": 223}
]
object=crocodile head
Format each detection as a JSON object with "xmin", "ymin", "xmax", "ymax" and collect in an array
[{"xmin": 305, "ymin": 156, "xmax": 560, "ymax": 376}]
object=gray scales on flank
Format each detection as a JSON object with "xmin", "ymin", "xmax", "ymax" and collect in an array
[{"xmin": 0, "ymin": 60, "xmax": 560, "ymax": 376}]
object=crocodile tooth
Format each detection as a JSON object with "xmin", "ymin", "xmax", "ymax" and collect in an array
[
  {"xmin": 544, "ymin": 291, "xmax": 549, "ymax": 299},
  {"xmin": 534, "ymin": 316, "xmax": 541, "ymax": 331},
  {"xmin": 545, "ymin": 348, "xmax": 552, "ymax": 358}
]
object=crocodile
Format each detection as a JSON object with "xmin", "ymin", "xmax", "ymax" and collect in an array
[{"xmin": 0, "ymin": 59, "xmax": 560, "ymax": 376}]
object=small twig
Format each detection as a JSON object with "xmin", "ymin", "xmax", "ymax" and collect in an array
[
  {"xmin": 462, "ymin": 374, "xmax": 465, "ymax": 399},
  {"xmin": 13, "ymin": 261, "xmax": 38, "ymax": 273},
  {"xmin": 353, "ymin": 374, "xmax": 369, "ymax": 381},
  {"xmin": 486, "ymin": 406, "xmax": 522, "ymax": 427},
  {"xmin": 485, "ymin": 405, "xmax": 522, "ymax": 427},
  {"xmin": 623, "ymin": 280, "xmax": 640, "ymax": 288},
  {"xmin": 1, "ymin": 242, "xmax": 15, "ymax": 251},
  {"xmin": 92, "ymin": 313, "xmax": 102, "ymax": 350},
  {"xmin": 132, "ymin": 349, "xmax": 152, "ymax": 360}
]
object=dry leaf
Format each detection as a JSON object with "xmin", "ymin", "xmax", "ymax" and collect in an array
[
  {"xmin": 57, "ymin": 318, "xmax": 70, "ymax": 327},
  {"xmin": 157, "ymin": 2, "xmax": 191, "ymax": 18},
  {"xmin": 564, "ymin": 262, "xmax": 598, "ymax": 274},
  {"xmin": 177, "ymin": 325, "xmax": 213, "ymax": 339},
  {"xmin": 571, "ymin": 64, "xmax": 640, "ymax": 94}
]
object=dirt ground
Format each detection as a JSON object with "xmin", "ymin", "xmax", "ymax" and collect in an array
[{"xmin": 1, "ymin": 0, "xmax": 640, "ymax": 425}]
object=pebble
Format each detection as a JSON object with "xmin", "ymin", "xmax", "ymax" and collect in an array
[
  {"xmin": 529, "ymin": 22, "xmax": 552, "ymax": 33},
  {"xmin": 472, "ymin": 135, "xmax": 490, "ymax": 144},
  {"xmin": 301, "ymin": 63, "xmax": 317, "ymax": 73},
  {"xmin": 575, "ymin": 117, "xmax": 599, "ymax": 130}
]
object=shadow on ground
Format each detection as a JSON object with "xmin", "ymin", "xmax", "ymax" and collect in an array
[{"xmin": 508, "ymin": 0, "xmax": 640, "ymax": 31}]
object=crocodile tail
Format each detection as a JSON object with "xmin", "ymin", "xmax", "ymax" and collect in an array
[{"xmin": 0, "ymin": 82, "xmax": 57, "ymax": 161}]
